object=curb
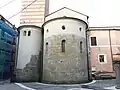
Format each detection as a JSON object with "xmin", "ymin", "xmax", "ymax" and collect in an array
[
  {"xmin": 15, "ymin": 83, "xmax": 36, "ymax": 90},
  {"xmin": 35, "ymin": 80, "xmax": 96, "ymax": 86}
]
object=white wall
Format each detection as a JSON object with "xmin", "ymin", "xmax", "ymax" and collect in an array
[
  {"xmin": 17, "ymin": 27, "xmax": 42, "ymax": 69},
  {"xmin": 44, "ymin": 18, "xmax": 87, "ymax": 38}
]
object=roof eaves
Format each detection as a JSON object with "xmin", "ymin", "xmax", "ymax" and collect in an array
[
  {"xmin": 89, "ymin": 26, "xmax": 120, "ymax": 30},
  {"xmin": 45, "ymin": 7, "xmax": 89, "ymax": 18}
]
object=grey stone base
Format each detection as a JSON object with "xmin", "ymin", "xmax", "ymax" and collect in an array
[
  {"xmin": 43, "ymin": 34, "xmax": 90, "ymax": 84},
  {"xmin": 42, "ymin": 79, "xmax": 90, "ymax": 84},
  {"xmin": 15, "ymin": 55, "xmax": 41, "ymax": 82}
]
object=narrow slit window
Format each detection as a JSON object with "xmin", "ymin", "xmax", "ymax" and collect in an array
[
  {"xmin": 61, "ymin": 40, "xmax": 66, "ymax": 52},
  {"xmin": 28, "ymin": 31, "xmax": 31, "ymax": 36},
  {"xmin": 46, "ymin": 29, "xmax": 49, "ymax": 32},
  {"xmin": 46, "ymin": 42, "xmax": 48, "ymax": 54},
  {"xmin": 80, "ymin": 41, "xmax": 82, "ymax": 53},
  {"xmin": 23, "ymin": 31, "xmax": 26, "ymax": 36},
  {"xmin": 79, "ymin": 27, "xmax": 82, "ymax": 31}
]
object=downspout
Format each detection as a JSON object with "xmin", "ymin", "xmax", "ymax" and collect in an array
[
  {"xmin": 86, "ymin": 16, "xmax": 92, "ymax": 81},
  {"xmin": 86, "ymin": 29, "xmax": 92, "ymax": 81},
  {"xmin": 108, "ymin": 29, "xmax": 113, "ymax": 71}
]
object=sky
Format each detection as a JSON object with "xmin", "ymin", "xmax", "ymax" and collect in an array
[{"xmin": 0, "ymin": 0, "xmax": 120, "ymax": 27}]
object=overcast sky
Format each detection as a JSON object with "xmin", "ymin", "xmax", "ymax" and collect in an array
[{"xmin": 0, "ymin": 0, "xmax": 120, "ymax": 27}]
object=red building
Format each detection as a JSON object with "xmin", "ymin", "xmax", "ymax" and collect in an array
[{"xmin": 88, "ymin": 26, "xmax": 120, "ymax": 77}]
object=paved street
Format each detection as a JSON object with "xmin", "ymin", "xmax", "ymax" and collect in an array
[
  {"xmin": 21, "ymin": 79, "xmax": 116, "ymax": 90},
  {"xmin": 0, "ymin": 79, "xmax": 117, "ymax": 90},
  {"xmin": 0, "ymin": 84, "xmax": 26, "ymax": 90}
]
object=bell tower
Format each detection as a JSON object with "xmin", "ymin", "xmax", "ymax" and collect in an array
[{"xmin": 20, "ymin": 0, "xmax": 49, "ymax": 26}]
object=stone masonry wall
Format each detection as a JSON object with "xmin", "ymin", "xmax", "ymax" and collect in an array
[
  {"xmin": 15, "ymin": 55, "xmax": 41, "ymax": 82},
  {"xmin": 43, "ymin": 34, "xmax": 89, "ymax": 84}
]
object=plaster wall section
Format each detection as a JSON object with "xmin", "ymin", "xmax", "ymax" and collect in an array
[{"xmin": 16, "ymin": 26, "xmax": 42, "ymax": 82}]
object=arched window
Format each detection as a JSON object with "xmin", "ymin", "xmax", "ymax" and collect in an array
[
  {"xmin": 46, "ymin": 42, "xmax": 48, "ymax": 54},
  {"xmin": 28, "ymin": 31, "xmax": 31, "ymax": 36},
  {"xmin": 61, "ymin": 40, "xmax": 66, "ymax": 52},
  {"xmin": 23, "ymin": 31, "xmax": 26, "ymax": 36},
  {"xmin": 80, "ymin": 41, "xmax": 82, "ymax": 53},
  {"xmin": 79, "ymin": 27, "xmax": 82, "ymax": 31}
]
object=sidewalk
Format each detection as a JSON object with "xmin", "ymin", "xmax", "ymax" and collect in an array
[{"xmin": 0, "ymin": 79, "xmax": 10, "ymax": 85}]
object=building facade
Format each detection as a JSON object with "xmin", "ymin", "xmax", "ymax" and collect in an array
[
  {"xmin": 16, "ymin": 25, "xmax": 43, "ymax": 82},
  {"xmin": 20, "ymin": 0, "xmax": 49, "ymax": 26},
  {"xmin": 0, "ymin": 15, "xmax": 18, "ymax": 81},
  {"xmin": 43, "ymin": 7, "xmax": 91, "ymax": 83},
  {"xmin": 16, "ymin": 7, "xmax": 92, "ymax": 83},
  {"xmin": 89, "ymin": 27, "xmax": 120, "ymax": 75}
]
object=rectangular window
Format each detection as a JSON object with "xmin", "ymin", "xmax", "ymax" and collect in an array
[
  {"xmin": 23, "ymin": 31, "xmax": 26, "ymax": 36},
  {"xmin": 91, "ymin": 37, "xmax": 97, "ymax": 46},
  {"xmin": 98, "ymin": 54, "xmax": 107, "ymax": 63},
  {"xmin": 99, "ymin": 55, "xmax": 104, "ymax": 62},
  {"xmin": 28, "ymin": 31, "xmax": 31, "ymax": 36}
]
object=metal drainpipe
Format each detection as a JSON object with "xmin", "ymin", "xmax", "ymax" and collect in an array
[
  {"xmin": 86, "ymin": 16, "xmax": 92, "ymax": 81},
  {"xmin": 86, "ymin": 29, "xmax": 92, "ymax": 81},
  {"xmin": 108, "ymin": 29, "xmax": 114, "ymax": 70}
]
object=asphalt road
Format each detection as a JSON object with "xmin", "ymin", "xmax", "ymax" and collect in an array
[
  {"xmin": 0, "ymin": 84, "xmax": 26, "ymax": 90},
  {"xmin": 0, "ymin": 79, "xmax": 117, "ymax": 90}
]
